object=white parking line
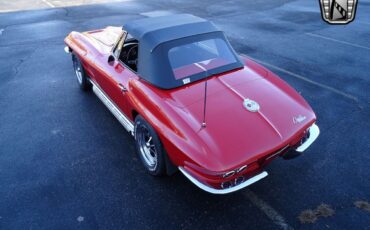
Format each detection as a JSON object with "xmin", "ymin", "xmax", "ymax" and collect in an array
[
  {"xmin": 244, "ymin": 190, "xmax": 294, "ymax": 230},
  {"xmin": 140, "ymin": 10, "xmax": 176, "ymax": 17},
  {"xmin": 245, "ymin": 55, "xmax": 359, "ymax": 102},
  {"xmin": 41, "ymin": 0, "xmax": 56, "ymax": 8},
  {"xmin": 306, "ymin": 32, "xmax": 370, "ymax": 51}
]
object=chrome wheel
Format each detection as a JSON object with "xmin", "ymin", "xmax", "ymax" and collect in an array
[
  {"xmin": 71, "ymin": 54, "xmax": 91, "ymax": 91},
  {"xmin": 73, "ymin": 56, "xmax": 83, "ymax": 84},
  {"xmin": 136, "ymin": 123, "xmax": 158, "ymax": 170}
]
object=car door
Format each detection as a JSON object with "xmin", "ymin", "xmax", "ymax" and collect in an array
[{"xmin": 91, "ymin": 30, "xmax": 136, "ymax": 117}]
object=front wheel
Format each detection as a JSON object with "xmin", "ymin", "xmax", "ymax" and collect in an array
[
  {"xmin": 134, "ymin": 115, "xmax": 166, "ymax": 176},
  {"xmin": 72, "ymin": 54, "xmax": 91, "ymax": 91}
]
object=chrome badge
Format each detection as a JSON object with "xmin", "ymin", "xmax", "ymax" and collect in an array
[
  {"xmin": 293, "ymin": 115, "xmax": 307, "ymax": 124},
  {"xmin": 319, "ymin": 0, "xmax": 358, "ymax": 24},
  {"xmin": 243, "ymin": 98, "xmax": 260, "ymax": 112}
]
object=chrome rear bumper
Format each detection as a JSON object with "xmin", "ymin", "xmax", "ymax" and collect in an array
[
  {"xmin": 179, "ymin": 123, "xmax": 319, "ymax": 194},
  {"xmin": 295, "ymin": 123, "xmax": 320, "ymax": 152},
  {"xmin": 178, "ymin": 167, "xmax": 268, "ymax": 194},
  {"xmin": 281, "ymin": 123, "xmax": 320, "ymax": 159}
]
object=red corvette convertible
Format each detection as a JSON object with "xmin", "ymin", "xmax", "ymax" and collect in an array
[{"xmin": 64, "ymin": 14, "xmax": 319, "ymax": 194}]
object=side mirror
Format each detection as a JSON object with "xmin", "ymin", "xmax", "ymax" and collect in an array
[{"xmin": 108, "ymin": 55, "xmax": 115, "ymax": 64}]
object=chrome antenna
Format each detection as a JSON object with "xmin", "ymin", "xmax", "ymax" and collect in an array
[
  {"xmin": 202, "ymin": 77, "xmax": 208, "ymax": 128},
  {"xmin": 195, "ymin": 63, "xmax": 208, "ymax": 128}
]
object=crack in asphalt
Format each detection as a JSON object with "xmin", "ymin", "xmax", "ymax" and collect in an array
[
  {"xmin": 60, "ymin": 7, "xmax": 70, "ymax": 17},
  {"xmin": 11, "ymin": 47, "xmax": 40, "ymax": 77},
  {"xmin": 6, "ymin": 41, "xmax": 63, "ymax": 78}
]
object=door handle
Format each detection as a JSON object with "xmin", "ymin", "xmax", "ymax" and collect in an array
[{"xmin": 118, "ymin": 83, "xmax": 127, "ymax": 92}]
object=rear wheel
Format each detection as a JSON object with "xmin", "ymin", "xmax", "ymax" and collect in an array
[
  {"xmin": 72, "ymin": 54, "xmax": 91, "ymax": 91},
  {"xmin": 134, "ymin": 115, "xmax": 166, "ymax": 176}
]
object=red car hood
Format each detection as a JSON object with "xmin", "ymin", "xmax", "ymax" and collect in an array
[{"xmin": 165, "ymin": 67, "xmax": 316, "ymax": 171}]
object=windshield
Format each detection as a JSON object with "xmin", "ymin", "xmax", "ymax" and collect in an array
[{"xmin": 168, "ymin": 38, "xmax": 240, "ymax": 80}]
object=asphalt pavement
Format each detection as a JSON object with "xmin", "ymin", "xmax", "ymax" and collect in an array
[{"xmin": 0, "ymin": 0, "xmax": 369, "ymax": 229}]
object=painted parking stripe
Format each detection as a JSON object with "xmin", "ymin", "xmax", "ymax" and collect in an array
[
  {"xmin": 41, "ymin": 0, "xmax": 55, "ymax": 8},
  {"xmin": 245, "ymin": 55, "xmax": 359, "ymax": 102},
  {"xmin": 140, "ymin": 10, "xmax": 176, "ymax": 17},
  {"xmin": 244, "ymin": 189, "xmax": 294, "ymax": 230},
  {"xmin": 306, "ymin": 32, "xmax": 370, "ymax": 51}
]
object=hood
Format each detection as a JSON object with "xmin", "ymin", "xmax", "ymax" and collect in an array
[
  {"xmin": 166, "ymin": 67, "xmax": 316, "ymax": 171},
  {"xmin": 83, "ymin": 26, "xmax": 122, "ymax": 53}
]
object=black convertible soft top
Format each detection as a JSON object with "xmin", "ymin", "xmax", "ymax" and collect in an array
[
  {"xmin": 123, "ymin": 14, "xmax": 219, "ymax": 52},
  {"xmin": 123, "ymin": 14, "xmax": 243, "ymax": 89}
]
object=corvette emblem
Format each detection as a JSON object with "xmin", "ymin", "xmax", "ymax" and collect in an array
[
  {"xmin": 293, "ymin": 115, "xmax": 307, "ymax": 124},
  {"xmin": 243, "ymin": 98, "xmax": 260, "ymax": 112},
  {"xmin": 319, "ymin": 0, "xmax": 358, "ymax": 24}
]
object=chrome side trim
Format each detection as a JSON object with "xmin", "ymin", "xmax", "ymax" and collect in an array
[
  {"xmin": 295, "ymin": 123, "xmax": 320, "ymax": 152},
  {"xmin": 89, "ymin": 79, "xmax": 134, "ymax": 135},
  {"xmin": 178, "ymin": 167, "xmax": 268, "ymax": 195}
]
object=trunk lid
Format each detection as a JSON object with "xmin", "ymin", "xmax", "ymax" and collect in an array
[{"xmin": 166, "ymin": 67, "xmax": 315, "ymax": 170}]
